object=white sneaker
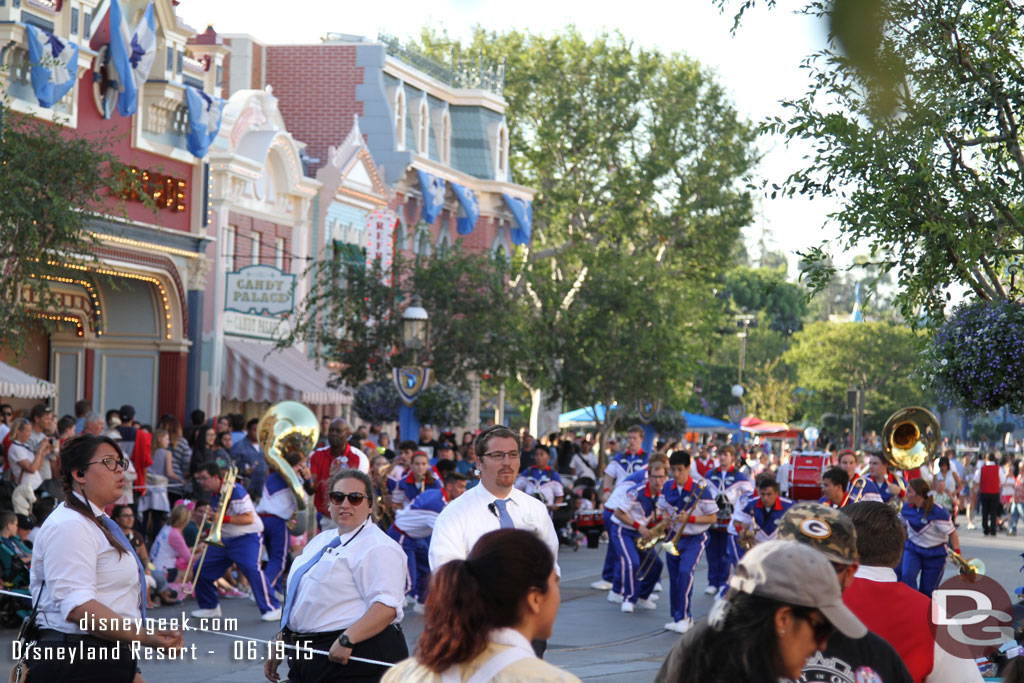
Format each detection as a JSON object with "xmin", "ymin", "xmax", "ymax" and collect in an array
[
  {"xmin": 607, "ymin": 590, "xmax": 623, "ymax": 603},
  {"xmin": 621, "ymin": 601, "xmax": 635, "ymax": 613},
  {"xmin": 636, "ymin": 598, "xmax": 658, "ymax": 610},
  {"xmin": 191, "ymin": 606, "xmax": 222, "ymax": 618},
  {"xmin": 413, "ymin": 602, "xmax": 426, "ymax": 615},
  {"xmin": 648, "ymin": 592, "xmax": 660, "ymax": 601},
  {"xmin": 260, "ymin": 607, "xmax": 282, "ymax": 622},
  {"xmin": 591, "ymin": 580, "xmax": 613, "ymax": 590},
  {"xmin": 653, "ymin": 581, "xmax": 663, "ymax": 592},
  {"xmin": 664, "ymin": 618, "xmax": 692, "ymax": 633},
  {"xmin": 273, "ymin": 590, "xmax": 284, "ymax": 602},
  {"xmin": 704, "ymin": 585, "xmax": 718, "ymax": 595}
]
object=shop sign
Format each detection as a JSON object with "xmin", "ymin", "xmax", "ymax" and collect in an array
[
  {"xmin": 366, "ymin": 209, "xmax": 396, "ymax": 286},
  {"xmin": 223, "ymin": 311, "xmax": 292, "ymax": 341},
  {"xmin": 225, "ymin": 265, "xmax": 295, "ymax": 317}
]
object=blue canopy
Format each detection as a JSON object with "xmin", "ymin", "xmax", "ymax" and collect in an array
[
  {"xmin": 558, "ymin": 404, "xmax": 609, "ymax": 426},
  {"xmin": 558, "ymin": 405, "xmax": 736, "ymax": 433},
  {"xmin": 681, "ymin": 411, "xmax": 735, "ymax": 431}
]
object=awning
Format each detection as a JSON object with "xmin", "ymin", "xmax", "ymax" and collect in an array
[
  {"xmin": 0, "ymin": 360, "xmax": 56, "ymax": 399},
  {"xmin": 223, "ymin": 338, "xmax": 351, "ymax": 406},
  {"xmin": 741, "ymin": 416, "xmax": 790, "ymax": 434},
  {"xmin": 681, "ymin": 411, "xmax": 737, "ymax": 433}
]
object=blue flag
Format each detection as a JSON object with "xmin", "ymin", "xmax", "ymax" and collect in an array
[
  {"xmin": 450, "ymin": 182, "xmax": 479, "ymax": 235},
  {"xmin": 417, "ymin": 170, "xmax": 446, "ymax": 224},
  {"xmin": 185, "ymin": 85, "xmax": 223, "ymax": 158},
  {"xmin": 110, "ymin": 0, "xmax": 157, "ymax": 117},
  {"xmin": 25, "ymin": 25, "xmax": 79, "ymax": 108},
  {"xmin": 502, "ymin": 193, "xmax": 533, "ymax": 245}
]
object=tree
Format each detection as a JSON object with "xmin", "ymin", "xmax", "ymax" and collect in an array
[
  {"xmin": 0, "ymin": 105, "xmax": 141, "ymax": 352},
  {"xmin": 726, "ymin": 266, "xmax": 807, "ymax": 334},
  {"xmin": 783, "ymin": 321, "xmax": 928, "ymax": 431},
  {"xmin": 742, "ymin": 358, "xmax": 796, "ymax": 423},
  {"xmin": 721, "ymin": 0, "xmax": 1024, "ymax": 321},
  {"xmin": 413, "ymin": 28, "xmax": 758, "ymax": 447}
]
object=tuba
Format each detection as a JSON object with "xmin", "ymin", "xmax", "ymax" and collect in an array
[
  {"xmin": 258, "ymin": 401, "xmax": 320, "ymax": 534},
  {"xmin": 881, "ymin": 407, "xmax": 941, "ymax": 510}
]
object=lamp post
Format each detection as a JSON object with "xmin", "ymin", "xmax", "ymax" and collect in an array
[
  {"xmin": 394, "ymin": 295, "xmax": 432, "ymax": 443},
  {"xmin": 729, "ymin": 383, "xmax": 746, "ymax": 446}
]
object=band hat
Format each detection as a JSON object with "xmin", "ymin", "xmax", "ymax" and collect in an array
[
  {"xmin": 728, "ymin": 540, "xmax": 868, "ymax": 639},
  {"xmin": 777, "ymin": 502, "xmax": 858, "ymax": 565}
]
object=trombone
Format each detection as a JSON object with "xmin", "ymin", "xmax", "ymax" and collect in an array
[
  {"xmin": 180, "ymin": 464, "xmax": 237, "ymax": 597},
  {"xmin": 637, "ymin": 480, "xmax": 708, "ymax": 580},
  {"xmin": 179, "ymin": 510, "xmax": 209, "ymax": 597}
]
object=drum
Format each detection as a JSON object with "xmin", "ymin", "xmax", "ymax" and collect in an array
[
  {"xmin": 788, "ymin": 453, "xmax": 829, "ymax": 501},
  {"xmin": 574, "ymin": 509, "xmax": 605, "ymax": 549}
]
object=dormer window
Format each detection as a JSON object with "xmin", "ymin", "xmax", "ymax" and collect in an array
[
  {"xmin": 441, "ymin": 110, "xmax": 452, "ymax": 165},
  {"xmin": 497, "ymin": 124, "xmax": 509, "ymax": 180},
  {"xmin": 418, "ymin": 99, "xmax": 429, "ymax": 154},
  {"xmin": 394, "ymin": 88, "xmax": 406, "ymax": 150}
]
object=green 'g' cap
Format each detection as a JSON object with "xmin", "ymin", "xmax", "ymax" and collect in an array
[{"xmin": 776, "ymin": 502, "xmax": 858, "ymax": 565}]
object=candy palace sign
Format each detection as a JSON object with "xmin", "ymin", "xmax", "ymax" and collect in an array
[{"xmin": 224, "ymin": 265, "xmax": 296, "ymax": 317}]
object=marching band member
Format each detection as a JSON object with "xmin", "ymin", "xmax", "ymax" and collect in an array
[
  {"xmin": 192, "ymin": 462, "xmax": 280, "ymax": 621},
  {"xmin": 388, "ymin": 471, "xmax": 467, "ymax": 613},
  {"xmin": 592, "ymin": 428, "xmax": 649, "ymax": 595},
  {"xmin": 256, "ymin": 450, "xmax": 314, "ymax": 601},
  {"xmin": 730, "ymin": 474, "xmax": 793, "ymax": 555},
  {"xmin": 900, "ymin": 478, "xmax": 959, "ymax": 597},
  {"xmin": 27, "ymin": 435, "xmax": 182, "ymax": 682},
  {"xmin": 868, "ymin": 452, "xmax": 906, "ymax": 506},
  {"xmin": 514, "ymin": 447, "xmax": 565, "ymax": 510},
  {"xmin": 819, "ymin": 466, "xmax": 849, "ymax": 509},
  {"xmin": 267, "ymin": 469, "xmax": 409, "ymax": 683},
  {"xmin": 310, "ymin": 418, "xmax": 370, "ymax": 531},
  {"xmin": 609, "ymin": 461, "xmax": 669, "ymax": 613},
  {"xmin": 838, "ymin": 450, "xmax": 883, "ymax": 503},
  {"xmin": 391, "ymin": 452, "xmax": 441, "ymax": 511},
  {"xmin": 690, "ymin": 446, "xmax": 716, "ymax": 481},
  {"xmin": 386, "ymin": 441, "xmax": 418, "ymax": 500},
  {"xmin": 703, "ymin": 445, "xmax": 753, "ymax": 596},
  {"xmin": 657, "ymin": 451, "xmax": 718, "ymax": 633}
]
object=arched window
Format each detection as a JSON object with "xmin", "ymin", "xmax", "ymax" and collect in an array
[
  {"xmin": 441, "ymin": 110, "xmax": 452, "ymax": 165},
  {"xmin": 415, "ymin": 224, "xmax": 432, "ymax": 257},
  {"xmin": 491, "ymin": 233, "xmax": 509, "ymax": 261},
  {"xmin": 394, "ymin": 88, "xmax": 406, "ymax": 150},
  {"xmin": 418, "ymin": 100, "xmax": 430, "ymax": 154},
  {"xmin": 436, "ymin": 229, "xmax": 451, "ymax": 253},
  {"xmin": 497, "ymin": 124, "xmax": 509, "ymax": 179}
]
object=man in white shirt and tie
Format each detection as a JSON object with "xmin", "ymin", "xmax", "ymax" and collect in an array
[{"xmin": 429, "ymin": 425, "xmax": 560, "ymax": 655}]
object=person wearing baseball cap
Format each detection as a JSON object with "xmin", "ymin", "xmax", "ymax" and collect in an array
[
  {"xmin": 778, "ymin": 502, "xmax": 913, "ymax": 682},
  {"xmin": 655, "ymin": 540, "xmax": 867, "ymax": 683}
]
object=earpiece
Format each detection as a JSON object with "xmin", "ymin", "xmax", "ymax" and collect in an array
[{"xmin": 77, "ymin": 469, "xmax": 86, "ymax": 477}]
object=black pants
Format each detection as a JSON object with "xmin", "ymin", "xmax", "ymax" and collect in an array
[
  {"xmin": 980, "ymin": 492, "xmax": 1001, "ymax": 535},
  {"xmin": 25, "ymin": 631, "xmax": 136, "ymax": 683},
  {"xmin": 287, "ymin": 624, "xmax": 408, "ymax": 683}
]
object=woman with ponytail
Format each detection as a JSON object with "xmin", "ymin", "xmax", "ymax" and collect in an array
[
  {"xmin": 383, "ymin": 529, "xmax": 579, "ymax": 683},
  {"xmin": 26, "ymin": 435, "xmax": 182, "ymax": 682},
  {"xmin": 901, "ymin": 477, "xmax": 960, "ymax": 597}
]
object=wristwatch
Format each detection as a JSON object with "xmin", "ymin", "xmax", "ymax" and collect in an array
[{"xmin": 337, "ymin": 634, "xmax": 354, "ymax": 649}]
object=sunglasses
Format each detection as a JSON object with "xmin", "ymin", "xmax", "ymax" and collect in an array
[
  {"xmin": 793, "ymin": 609, "xmax": 834, "ymax": 646},
  {"xmin": 328, "ymin": 491, "xmax": 368, "ymax": 506},
  {"xmin": 84, "ymin": 456, "xmax": 128, "ymax": 473}
]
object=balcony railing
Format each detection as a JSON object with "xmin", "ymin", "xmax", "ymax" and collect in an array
[{"xmin": 376, "ymin": 32, "xmax": 504, "ymax": 96}]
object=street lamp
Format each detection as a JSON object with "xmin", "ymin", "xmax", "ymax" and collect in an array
[
  {"xmin": 731, "ymin": 384, "xmax": 745, "ymax": 399},
  {"xmin": 395, "ymin": 294, "xmax": 432, "ymax": 444},
  {"xmin": 401, "ymin": 294, "xmax": 428, "ymax": 359}
]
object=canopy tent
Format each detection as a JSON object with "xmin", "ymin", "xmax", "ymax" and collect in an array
[
  {"xmin": 681, "ymin": 411, "xmax": 736, "ymax": 433},
  {"xmin": 741, "ymin": 416, "xmax": 790, "ymax": 435},
  {"xmin": 558, "ymin": 404, "xmax": 609, "ymax": 427},
  {"xmin": 0, "ymin": 360, "xmax": 55, "ymax": 399}
]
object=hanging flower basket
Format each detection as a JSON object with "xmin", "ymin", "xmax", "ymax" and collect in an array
[
  {"xmin": 353, "ymin": 379, "xmax": 401, "ymax": 424},
  {"xmin": 414, "ymin": 383, "xmax": 469, "ymax": 427},
  {"xmin": 923, "ymin": 298, "xmax": 1024, "ymax": 413}
]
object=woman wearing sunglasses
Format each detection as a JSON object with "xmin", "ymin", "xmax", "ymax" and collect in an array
[
  {"xmin": 655, "ymin": 540, "xmax": 867, "ymax": 683},
  {"xmin": 25, "ymin": 435, "xmax": 183, "ymax": 682},
  {"xmin": 267, "ymin": 468, "xmax": 409, "ymax": 683}
]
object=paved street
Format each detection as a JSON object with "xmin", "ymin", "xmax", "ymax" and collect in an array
[{"xmin": 2, "ymin": 523, "xmax": 1023, "ymax": 682}]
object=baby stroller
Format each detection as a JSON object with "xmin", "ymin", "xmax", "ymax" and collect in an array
[{"xmin": 553, "ymin": 488, "xmax": 579, "ymax": 550}]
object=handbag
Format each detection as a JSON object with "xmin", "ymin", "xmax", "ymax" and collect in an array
[{"xmin": 9, "ymin": 581, "xmax": 43, "ymax": 683}]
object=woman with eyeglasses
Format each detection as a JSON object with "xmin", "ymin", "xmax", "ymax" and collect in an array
[
  {"xmin": 266, "ymin": 468, "xmax": 409, "ymax": 683},
  {"xmin": 25, "ymin": 435, "xmax": 182, "ymax": 682}
]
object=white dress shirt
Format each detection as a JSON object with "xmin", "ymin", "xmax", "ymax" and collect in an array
[
  {"xmin": 428, "ymin": 483, "xmax": 560, "ymax": 575},
  {"xmin": 31, "ymin": 493, "xmax": 142, "ymax": 634},
  {"xmin": 286, "ymin": 519, "xmax": 407, "ymax": 633},
  {"xmin": 8, "ymin": 442, "xmax": 42, "ymax": 490},
  {"xmin": 853, "ymin": 566, "xmax": 983, "ymax": 683}
]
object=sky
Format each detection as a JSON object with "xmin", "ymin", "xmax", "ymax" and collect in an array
[{"xmin": 178, "ymin": 0, "xmax": 847, "ymax": 276}]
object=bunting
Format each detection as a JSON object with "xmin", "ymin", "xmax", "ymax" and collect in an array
[
  {"xmin": 450, "ymin": 182, "xmax": 479, "ymax": 235},
  {"xmin": 110, "ymin": 0, "xmax": 157, "ymax": 117},
  {"xmin": 502, "ymin": 193, "xmax": 533, "ymax": 245},
  {"xmin": 185, "ymin": 85, "xmax": 223, "ymax": 158},
  {"xmin": 416, "ymin": 169, "xmax": 446, "ymax": 224},
  {"xmin": 25, "ymin": 25, "xmax": 79, "ymax": 108}
]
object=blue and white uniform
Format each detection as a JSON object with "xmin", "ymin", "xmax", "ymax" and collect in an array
[
  {"xmin": 609, "ymin": 480, "xmax": 662, "ymax": 605},
  {"xmin": 657, "ymin": 478, "xmax": 718, "ymax": 623},
  {"xmin": 600, "ymin": 455, "xmax": 648, "ymax": 589},
  {"xmin": 730, "ymin": 495, "xmax": 794, "ymax": 556},
  {"xmin": 600, "ymin": 465, "xmax": 649, "ymax": 590},
  {"xmin": 391, "ymin": 472, "xmax": 442, "ymax": 510},
  {"xmin": 871, "ymin": 472, "xmax": 907, "ymax": 506},
  {"xmin": 255, "ymin": 470, "xmax": 306, "ymax": 597},
  {"xmin": 388, "ymin": 487, "xmax": 450, "ymax": 603},
  {"xmin": 844, "ymin": 473, "xmax": 884, "ymax": 504},
  {"xmin": 704, "ymin": 466, "xmax": 753, "ymax": 591},
  {"xmin": 604, "ymin": 450, "xmax": 649, "ymax": 488},
  {"xmin": 900, "ymin": 502, "xmax": 955, "ymax": 597},
  {"xmin": 515, "ymin": 465, "xmax": 565, "ymax": 507},
  {"xmin": 196, "ymin": 482, "xmax": 278, "ymax": 615}
]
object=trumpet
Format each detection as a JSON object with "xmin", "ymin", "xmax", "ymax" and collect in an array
[
  {"xmin": 949, "ymin": 550, "xmax": 986, "ymax": 577},
  {"xmin": 736, "ymin": 522, "xmax": 757, "ymax": 551},
  {"xmin": 637, "ymin": 480, "xmax": 708, "ymax": 580}
]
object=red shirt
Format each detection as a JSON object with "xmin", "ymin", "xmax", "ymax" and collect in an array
[
  {"xmin": 844, "ymin": 576, "xmax": 934, "ymax": 683},
  {"xmin": 694, "ymin": 457, "xmax": 715, "ymax": 478},
  {"xmin": 310, "ymin": 443, "xmax": 356, "ymax": 515},
  {"xmin": 979, "ymin": 463, "xmax": 1001, "ymax": 495}
]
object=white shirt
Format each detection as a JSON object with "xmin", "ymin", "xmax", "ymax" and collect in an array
[
  {"xmin": 286, "ymin": 519, "xmax": 406, "ymax": 632},
  {"xmin": 853, "ymin": 566, "xmax": 983, "ymax": 683},
  {"xmin": 428, "ymin": 483, "xmax": 560, "ymax": 575},
  {"xmin": 31, "ymin": 493, "xmax": 142, "ymax": 634},
  {"xmin": 8, "ymin": 442, "xmax": 42, "ymax": 490}
]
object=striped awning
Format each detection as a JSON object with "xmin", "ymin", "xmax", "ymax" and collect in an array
[
  {"xmin": 223, "ymin": 338, "xmax": 350, "ymax": 406},
  {"xmin": 0, "ymin": 360, "xmax": 56, "ymax": 399}
]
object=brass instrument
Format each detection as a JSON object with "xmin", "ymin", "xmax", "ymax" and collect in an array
[
  {"xmin": 841, "ymin": 465, "xmax": 870, "ymax": 506},
  {"xmin": 881, "ymin": 407, "xmax": 941, "ymax": 511},
  {"xmin": 637, "ymin": 480, "xmax": 708, "ymax": 580},
  {"xmin": 737, "ymin": 522, "xmax": 757, "ymax": 551},
  {"xmin": 258, "ymin": 401, "xmax": 319, "ymax": 534},
  {"xmin": 949, "ymin": 550, "xmax": 986, "ymax": 577},
  {"xmin": 203, "ymin": 463, "xmax": 238, "ymax": 548},
  {"xmin": 178, "ymin": 510, "xmax": 209, "ymax": 597},
  {"xmin": 635, "ymin": 518, "xmax": 671, "ymax": 552}
]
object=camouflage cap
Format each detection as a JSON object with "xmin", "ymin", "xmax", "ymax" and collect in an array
[{"xmin": 776, "ymin": 502, "xmax": 858, "ymax": 565}]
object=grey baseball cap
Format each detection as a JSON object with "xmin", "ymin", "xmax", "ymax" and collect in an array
[{"xmin": 728, "ymin": 540, "xmax": 867, "ymax": 639}]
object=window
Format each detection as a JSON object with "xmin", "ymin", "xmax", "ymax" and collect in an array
[
  {"xmin": 394, "ymin": 88, "xmax": 406, "ymax": 150},
  {"xmin": 418, "ymin": 100, "xmax": 429, "ymax": 154},
  {"xmin": 441, "ymin": 110, "xmax": 452, "ymax": 165},
  {"xmin": 497, "ymin": 125, "xmax": 509, "ymax": 179},
  {"xmin": 415, "ymin": 225, "xmax": 432, "ymax": 257},
  {"xmin": 436, "ymin": 229, "xmax": 451, "ymax": 253},
  {"xmin": 251, "ymin": 232, "xmax": 261, "ymax": 266},
  {"xmin": 223, "ymin": 226, "xmax": 236, "ymax": 271},
  {"xmin": 275, "ymin": 238, "xmax": 285, "ymax": 270}
]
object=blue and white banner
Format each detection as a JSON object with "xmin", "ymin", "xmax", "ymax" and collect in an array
[
  {"xmin": 416, "ymin": 169, "xmax": 446, "ymax": 224},
  {"xmin": 450, "ymin": 182, "xmax": 479, "ymax": 235},
  {"xmin": 185, "ymin": 85, "xmax": 223, "ymax": 158},
  {"xmin": 110, "ymin": 0, "xmax": 157, "ymax": 117},
  {"xmin": 502, "ymin": 193, "xmax": 533, "ymax": 245},
  {"xmin": 25, "ymin": 25, "xmax": 79, "ymax": 108}
]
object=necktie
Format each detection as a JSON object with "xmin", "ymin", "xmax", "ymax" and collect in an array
[
  {"xmin": 493, "ymin": 499, "xmax": 515, "ymax": 529},
  {"xmin": 281, "ymin": 535, "xmax": 342, "ymax": 628},
  {"xmin": 100, "ymin": 516, "xmax": 146, "ymax": 619}
]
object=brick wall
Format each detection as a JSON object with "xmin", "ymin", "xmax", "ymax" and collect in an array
[
  {"xmin": 222, "ymin": 37, "xmax": 232, "ymax": 98},
  {"xmin": 265, "ymin": 44, "xmax": 364, "ymax": 172},
  {"xmin": 227, "ymin": 211, "xmax": 293, "ymax": 272}
]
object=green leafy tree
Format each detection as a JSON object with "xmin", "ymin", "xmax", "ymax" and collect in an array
[
  {"xmin": 783, "ymin": 321, "xmax": 928, "ymax": 431},
  {"xmin": 742, "ymin": 358, "xmax": 796, "ymax": 423},
  {"xmin": 726, "ymin": 266, "xmax": 807, "ymax": 334}
]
